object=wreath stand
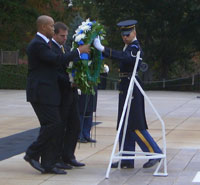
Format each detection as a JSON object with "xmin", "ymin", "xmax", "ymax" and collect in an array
[{"xmin": 105, "ymin": 51, "xmax": 168, "ymax": 179}]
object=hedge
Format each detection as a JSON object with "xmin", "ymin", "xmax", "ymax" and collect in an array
[{"xmin": 0, "ymin": 64, "xmax": 27, "ymax": 89}]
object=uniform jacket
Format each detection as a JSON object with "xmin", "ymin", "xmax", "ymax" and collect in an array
[
  {"xmin": 26, "ymin": 35, "xmax": 79, "ymax": 105},
  {"xmin": 103, "ymin": 40, "xmax": 148, "ymax": 130}
]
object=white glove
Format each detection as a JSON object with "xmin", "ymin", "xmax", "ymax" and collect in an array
[
  {"xmin": 104, "ymin": 64, "xmax": 109, "ymax": 73},
  {"xmin": 77, "ymin": 89, "xmax": 81, "ymax": 95},
  {"xmin": 93, "ymin": 36, "xmax": 105, "ymax": 52}
]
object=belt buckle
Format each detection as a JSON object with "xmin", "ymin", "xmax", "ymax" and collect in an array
[{"xmin": 119, "ymin": 72, "xmax": 128, "ymax": 78}]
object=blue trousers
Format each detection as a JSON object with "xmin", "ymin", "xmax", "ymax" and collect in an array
[
  {"xmin": 119, "ymin": 129, "xmax": 162, "ymax": 165},
  {"xmin": 79, "ymin": 111, "xmax": 93, "ymax": 139}
]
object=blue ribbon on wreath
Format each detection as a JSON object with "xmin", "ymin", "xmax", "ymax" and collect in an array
[
  {"xmin": 78, "ymin": 40, "xmax": 84, "ymax": 45},
  {"xmin": 72, "ymin": 69, "xmax": 76, "ymax": 77},
  {"xmin": 78, "ymin": 40, "xmax": 89, "ymax": 60},
  {"xmin": 80, "ymin": 53, "xmax": 89, "ymax": 60}
]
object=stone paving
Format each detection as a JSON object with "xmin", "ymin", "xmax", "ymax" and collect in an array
[{"xmin": 0, "ymin": 90, "xmax": 200, "ymax": 185}]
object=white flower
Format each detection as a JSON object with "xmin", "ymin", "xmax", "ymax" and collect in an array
[
  {"xmin": 81, "ymin": 25, "xmax": 91, "ymax": 32},
  {"xmin": 73, "ymin": 19, "xmax": 92, "ymax": 41},
  {"xmin": 81, "ymin": 21, "xmax": 87, "ymax": 26},
  {"xmin": 73, "ymin": 29, "xmax": 81, "ymax": 38},
  {"xmin": 73, "ymin": 33, "xmax": 77, "ymax": 38},
  {"xmin": 78, "ymin": 25, "xmax": 84, "ymax": 30},
  {"xmin": 68, "ymin": 61, "xmax": 73, "ymax": 68},
  {"xmin": 86, "ymin": 18, "xmax": 90, "ymax": 23},
  {"xmin": 68, "ymin": 62, "xmax": 74, "ymax": 83},
  {"xmin": 100, "ymin": 36, "xmax": 104, "ymax": 40},
  {"xmin": 78, "ymin": 23, "xmax": 91, "ymax": 32},
  {"xmin": 75, "ymin": 33, "xmax": 86, "ymax": 42},
  {"xmin": 104, "ymin": 64, "xmax": 109, "ymax": 73},
  {"xmin": 73, "ymin": 27, "xmax": 82, "ymax": 38},
  {"xmin": 81, "ymin": 18, "xmax": 90, "ymax": 26},
  {"xmin": 71, "ymin": 43, "xmax": 75, "ymax": 50},
  {"xmin": 88, "ymin": 60, "xmax": 92, "ymax": 66},
  {"xmin": 69, "ymin": 73, "xmax": 74, "ymax": 83}
]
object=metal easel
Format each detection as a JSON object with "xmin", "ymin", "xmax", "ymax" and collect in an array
[{"xmin": 105, "ymin": 51, "xmax": 168, "ymax": 178}]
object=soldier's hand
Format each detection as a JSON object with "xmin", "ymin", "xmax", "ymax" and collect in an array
[{"xmin": 78, "ymin": 44, "xmax": 90, "ymax": 54}]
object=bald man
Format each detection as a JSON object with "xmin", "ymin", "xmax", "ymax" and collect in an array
[{"xmin": 24, "ymin": 15, "xmax": 90, "ymax": 174}]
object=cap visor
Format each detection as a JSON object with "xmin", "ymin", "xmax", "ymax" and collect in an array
[{"xmin": 121, "ymin": 30, "xmax": 132, "ymax": 36}]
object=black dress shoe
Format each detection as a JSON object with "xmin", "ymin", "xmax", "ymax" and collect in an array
[
  {"xmin": 55, "ymin": 162, "xmax": 72, "ymax": 169},
  {"xmin": 24, "ymin": 154, "xmax": 45, "ymax": 173},
  {"xmin": 143, "ymin": 159, "xmax": 160, "ymax": 168},
  {"xmin": 85, "ymin": 137, "xmax": 97, "ymax": 143},
  {"xmin": 111, "ymin": 162, "xmax": 119, "ymax": 168},
  {"xmin": 68, "ymin": 159, "xmax": 85, "ymax": 167},
  {"xmin": 78, "ymin": 138, "xmax": 88, "ymax": 143},
  {"xmin": 43, "ymin": 167, "xmax": 67, "ymax": 174},
  {"xmin": 111, "ymin": 161, "xmax": 134, "ymax": 169}
]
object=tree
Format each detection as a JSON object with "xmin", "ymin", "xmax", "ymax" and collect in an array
[
  {"xmin": 0, "ymin": 0, "xmax": 38, "ymax": 52},
  {"xmin": 0, "ymin": 0, "xmax": 80, "ymax": 55},
  {"xmin": 66, "ymin": 13, "xmax": 84, "ymax": 46},
  {"xmin": 80, "ymin": 0, "xmax": 200, "ymax": 79}
]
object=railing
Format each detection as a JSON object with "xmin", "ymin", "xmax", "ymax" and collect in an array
[
  {"xmin": 99, "ymin": 73, "xmax": 200, "ymax": 92},
  {"xmin": 0, "ymin": 50, "xmax": 19, "ymax": 65}
]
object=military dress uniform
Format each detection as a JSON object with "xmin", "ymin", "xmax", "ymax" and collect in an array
[
  {"xmin": 78, "ymin": 87, "xmax": 97, "ymax": 143},
  {"xmin": 102, "ymin": 20, "xmax": 162, "ymax": 168}
]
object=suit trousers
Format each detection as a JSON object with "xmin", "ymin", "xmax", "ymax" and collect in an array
[
  {"xmin": 26, "ymin": 102, "xmax": 63, "ymax": 170},
  {"xmin": 60, "ymin": 87, "xmax": 81, "ymax": 162}
]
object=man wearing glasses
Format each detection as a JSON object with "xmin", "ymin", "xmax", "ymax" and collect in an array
[{"xmin": 93, "ymin": 20, "xmax": 162, "ymax": 169}]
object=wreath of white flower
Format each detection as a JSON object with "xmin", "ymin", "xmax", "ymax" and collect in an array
[{"xmin": 67, "ymin": 18, "xmax": 106, "ymax": 94}]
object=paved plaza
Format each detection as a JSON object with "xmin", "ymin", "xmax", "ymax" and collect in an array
[{"xmin": 0, "ymin": 90, "xmax": 200, "ymax": 185}]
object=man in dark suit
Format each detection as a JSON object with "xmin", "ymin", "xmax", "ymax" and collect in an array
[
  {"xmin": 93, "ymin": 20, "xmax": 162, "ymax": 169},
  {"xmin": 24, "ymin": 15, "xmax": 90, "ymax": 174},
  {"xmin": 51, "ymin": 22, "xmax": 85, "ymax": 168}
]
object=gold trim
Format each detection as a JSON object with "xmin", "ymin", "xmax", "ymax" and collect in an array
[
  {"xmin": 135, "ymin": 130, "xmax": 154, "ymax": 153},
  {"xmin": 120, "ymin": 25, "xmax": 135, "ymax": 29}
]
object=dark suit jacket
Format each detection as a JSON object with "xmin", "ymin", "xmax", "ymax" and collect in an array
[
  {"xmin": 51, "ymin": 40, "xmax": 81, "ymax": 161},
  {"xmin": 26, "ymin": 35, "xmax": 79, "ymax": 105},
  {"xmin": 51, "ymin": 42, "xmax": 77, "ymax": 89}
]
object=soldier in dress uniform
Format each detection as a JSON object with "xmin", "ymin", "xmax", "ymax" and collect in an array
[{"xmin": 93, "ymin": 20, "xmax": 162, "ymax": 168}]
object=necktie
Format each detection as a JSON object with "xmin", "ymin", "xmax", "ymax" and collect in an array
[{"xmin": 61, "ymin": 45, "xmax": 65, "ymax": 54}]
